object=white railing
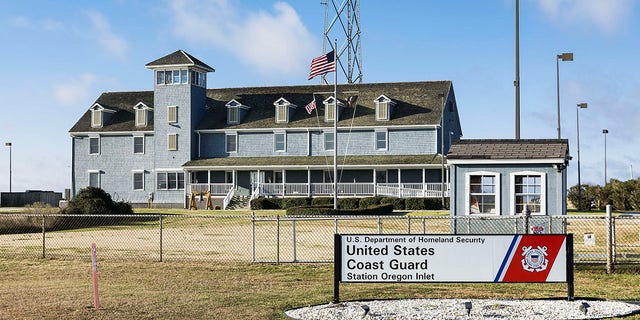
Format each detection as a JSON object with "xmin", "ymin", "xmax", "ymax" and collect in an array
[
  {"xmin": 190, "ymin": 183, "xmax": 233, "ymax": 195},
  {"xmin": 250, "ymin": 185, "xmax": 261, "ymax": 202},
  {"xmin": 222, "ymin": 187, "xmax": 234, "ymax": 210}
]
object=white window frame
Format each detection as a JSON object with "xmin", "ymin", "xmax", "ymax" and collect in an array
[
  {"xmin": 375, "ymin": 129, "xmax": 388, "ymax": 150},
  {"xmin": 156, "ymin": 171, "xmax": 185, "ymax": 190},
  {"xmin": 510, "ymin": 171, "xmax": 547, "ymax": 215},
  {"xmin": 228, "ymin": 106, "xmax": 239, "ymax": 124},
  {"xmin": 88, "ymin": 170, "xmax": 101, "ymax": 188},
  {"xmin": 226, "ymin": 132, "xmax": 238, "ymax": 153},
  {"xmin": 135, "ymin": 108, "xmax": 147, "ymax": 127},
  {"xmin": 89, "ymin": 135, "xmax": 100, "ymax": 155},
  {"xmin": 324, "ymin": 131, "xmax": 335, "ymax": 151},
  {"xmin": 276, "ymin": 104, "xmax": 288, "ymax": 123},
  {"xmin": 167, "ymin": 133, "xmax": 178, "ymax": 151},
  {"xmin": 167, "ymin": 106, "xmax": 178, "ymax": 123},
  {"xmin": 376, "ymin": 101, "xmax": 389, "ymax": 121},
  {"xmin": 464, "ymin": 171, "xmax": 501, "ymax": 215},
  {"xmin": 91, "ymin": 109, "xmax": 102, "ymax": 128},
  {"xmin": 324, "ymin": 98, "xmax": 336, "ymax": 122},
  {"xmin": 274, "ymin": 131, "xmax": 286, "ymax": 152},
  {"xmin": 133, "ymin": 135, "xmax": 145, "ymax": 154},
  {"xmin": 133, "ymin": 171, "xmax": 145, "ymax": 190}
]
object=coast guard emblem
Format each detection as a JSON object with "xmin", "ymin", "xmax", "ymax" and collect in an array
[{"xmin": 521, "ymin": 245, "xmax": 548, "ymax": 272}]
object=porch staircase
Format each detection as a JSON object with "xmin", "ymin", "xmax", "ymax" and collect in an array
[{"xmin": 225, "ymin": 195, "xmax": 250, "ymax": 210}]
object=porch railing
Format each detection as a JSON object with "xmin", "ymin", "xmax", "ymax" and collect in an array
[
  {"xmin": 251, "ymin": 182, "xmax": 447, "ymax": 198},
  {"xmin": 189, "ymin": 183, "xmax": 234, "ymax": 196}
]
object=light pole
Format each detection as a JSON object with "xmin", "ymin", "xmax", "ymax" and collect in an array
[
  {"xmin": 439, "ymin": 93, "xmax": 446, "ymax": 209},
  {"xmin": 603, "ymin": 129, "xmax": 609, "ymax": 185},
  {"xmin": 576, "ymin": 103, "xmax": 587, "ymax": 210},
  {"xmin": 556, "ymin": 53, "xmax": 573, "ymax": 139},
  {"xmin": 4, "ymin": 142, "xmax": 11, "ymax": 193}
]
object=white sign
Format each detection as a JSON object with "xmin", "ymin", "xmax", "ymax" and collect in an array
[{"xmin": 338, "ymin": 234, "xmax": 567, "ymax": 283}]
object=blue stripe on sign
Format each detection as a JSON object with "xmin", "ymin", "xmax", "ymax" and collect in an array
[{"xmin": 494, "ymin": 235, "xmax": 520, "ymax": 282}]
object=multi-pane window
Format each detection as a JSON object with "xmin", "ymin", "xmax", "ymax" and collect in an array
[
  {"xmin": 376, "ymin": 101, "xmax": 389, "ymax": 120},
  {"xmin": 375, "ymin": 130, "xmax": 388, "ymax": 150},
  {"xmin": 228, "ymin": 107, "xmax": 239, "ymax": 124},
  {"xmin": 167, "ymin": 134, "xmax": 178, "ymax": 151},
  {"xmin": 91, "ymin": 110, "xmax": 102, "ymax": 127},
  {"xmin": 89, "ymin": 171, "xmax": 100, "ymax": 188},
  {"xmin": 133, "ymin": 136, "xmax": 144, "ymax": 154},
  {"xmin": 89, "ymin": 136, "xmax": 100, "ymax": 155},
  {"xmin": 190, "ymin": 70, "xmax": 206, "ymax": 87},
  {"xmin": 325, "ymin": 102, "xmax": 335, "ymax": 122},
  {"xmin": 514, "ymin": 174, "xmax": 542, "ymax": 214},
  {"xmin": 156, "ymin": 70, "xmax": 190, "ymax": 85},
  {"xmin": 469, "ymin": 174, "xmax": 497, "ymax": 214},
  {"xmin": 135, "ymin": 109, "xmax": 146, "ymax": 127},
  {"xmin": 274, "ymin": 132, "xmax": 286, "ymax": 152},
  {"xmin": 226, "ymin": 132, "xmax": 237, "ymax": 153},
  {"xmin": 276, "ymin": 105, "xmax": 287, "ymax": 123},
  {"xmin": 167, "ymin": 106, "xmax": 178, "ymax": 123},
  {"xmin": 324, "ymin": 131, "xmax": 335, "ymax": 151},
  {"xmin": 133, "ymin": 172, "xmax": 144, "ymax": 190},
  {"xmin": 156, "ymin": 172, "xmax": 184, "ymax": 190}
]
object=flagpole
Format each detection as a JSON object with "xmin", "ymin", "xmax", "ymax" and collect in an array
[{"xmin": 333, "ymin": 40, "xmax": 338, "ymax": 210}]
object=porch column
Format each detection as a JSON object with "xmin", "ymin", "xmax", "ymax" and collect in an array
[
  {"xmin": 307, "ymin": 170, "xmax": 311, "ymax": 197},
  {"xmin": 398, "ymin": 168, "xmax": 402, "ymax": 197},
  {"xmin": 282, "ymin": 169, "xmax": 286, "ymax": 197},
  {"xmin": 422, "ymin": 168, "xmax": 426, "ymax": 198},
  {"xmin": 207, "ymin": 170, "xmax": 211, "ymax": 192},
  {"xmin": 373, "ymin": 169, "xmax": 377, "ymax": 196}
]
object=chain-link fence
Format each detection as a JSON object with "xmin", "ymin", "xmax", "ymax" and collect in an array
[{"xmin": 1, "ymin": 213, "xmax": 639, "ymax": 266}]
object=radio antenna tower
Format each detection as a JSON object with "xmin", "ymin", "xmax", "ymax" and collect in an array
[{"xmin": 320, "ymin": 0, "xmax": 362, "ymax": 84}]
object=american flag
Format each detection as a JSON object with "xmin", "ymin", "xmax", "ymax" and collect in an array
[
  {"xmin": 305, "ymin": 98, "xmax": 317, "ymax": 114},
  {"xmin": 308, "ymin": 50, "xmax": 335, "ymax": 80}
]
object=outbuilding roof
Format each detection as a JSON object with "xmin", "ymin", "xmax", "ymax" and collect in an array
[
  {"xmin": 145, "ymin": 49, "xmax": 215, "ymax": 72},
  {"xmin": 446, "ymin": 139, "xmax": 569, "ymax": 162}
]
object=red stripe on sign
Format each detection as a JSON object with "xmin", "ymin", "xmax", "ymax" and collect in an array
[{"xmin": 501, "ymin": 235, "xmax": 566, "ymax": 282}]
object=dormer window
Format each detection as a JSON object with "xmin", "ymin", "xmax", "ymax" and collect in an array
[
  {"xmin": 134, "ymin": 102, "xmax": 153, "ymax": 127},
  {"xmin": 273, "ymin": 98, "xmax": 297, "ymax": 124},
  {"xmin": 225, "ymin": 99, "xmax": 251, "ymax": 125},
  {"xmin": 322, "ymin": 96, "xmax": 343, "ymax": 122},
  {"xmin": 90, "ymin": 103, "xmax": 115, "ymax": 128},
  {"xmin": 374, "ymin": 95, "xmax": 395, "ymax": 121}
]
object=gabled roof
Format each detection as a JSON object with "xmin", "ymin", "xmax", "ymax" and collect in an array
[
  {"xmin": 145, "ymin": 50, "xmax": 215, "ymax": 72},
  {"xmin": 69, "ymin": 91, "xmax": 154, "ymax": 133},
  {"xmin": 69, "ymin": 81, "xmax": 454, "ymax": 133},
  {"xmin": 198, "ymin": 81, "xmax": 452, "ymax": 130},
  {"xmin": 446, "ymin": 139, "xmax": 569, "ymax": 162}
]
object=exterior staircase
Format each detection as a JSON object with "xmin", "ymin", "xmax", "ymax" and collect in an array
[{"xmin": 225, "ymin": 195, "xmax": 250, "ymax": 210}]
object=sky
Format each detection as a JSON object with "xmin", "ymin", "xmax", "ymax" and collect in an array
[{"xmin": 0, "ymin": 0, "xmax": 639, "ymax": 194}]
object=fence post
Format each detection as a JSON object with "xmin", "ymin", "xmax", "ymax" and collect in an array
[
  {"xmin": 334, "ymin": 218, "xmax": 338, "ymax": 234},
  {"xmin": 606, "ymin": 205, "xmax": 614, "ymax": 274},
  {"xmin": 407, "ymin": 216, "xmax": 411, "ymax": 234},
  {"xmin": 41, "ymin": 215, "xmax": 46, "ymax": 259},
  {"xmin": 276, "ymin": 215, "xmax": 280, "ymax": 264},
  {"xmin": 251, "ymin": 212, "xmax": 256, "ymax": 263},
  {"xmin": 292, "ymin": 219, "xmax": 297, "ymax": 262},
  {"xmin": 377, "ymin": 217, "xmax": 382, "ymax": 234},
  {"xmin": 422, "ymin": 218, "xmax": 426, "ymax": 234},
  {"xmin": 159, "ymin": 214, "xmax": 163, "ymax": 262}
]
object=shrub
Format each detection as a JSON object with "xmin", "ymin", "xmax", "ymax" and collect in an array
[
  {"xmin": 338, "ymin": 197, "xmax": 360, "ymax": 209},
  {"xmin": 250, "ymin": 198, "xmax": 281, "ymax": 210},
  {"xmin": 281, "ymin": 197, "xmax": 311, "ymax": 209},
  {"xmin": 359, "ymin": 196, "xmax": 382, "ymax": 208},
  {"xmin": 311, "ymin": 197, "xmax": 334, "ymax": 206},
  {"xmin": 64, "ymin": 187, "xmax": 132, "ymax": 215},
  {"xmin": 405, "ymin": 198, "xmax": 426, "ymax": 210},
  {"xmin": 286, "ymin": 204, "xmax": 394, "ymax": 216},
  {"xmin": 381, "ymin": 197, "xmax": 405, "ymax": 210}
]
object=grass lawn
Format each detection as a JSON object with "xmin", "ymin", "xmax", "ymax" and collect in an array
[{"xmin": 0, "ymin": 258, "xmax": 638, "ymax": 320}]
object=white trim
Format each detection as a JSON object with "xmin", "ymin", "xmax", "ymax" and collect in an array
[
  {"xmin": 374, "ymin": 129, "xmax": 388, "ymax": 151},
  {"xmin": 448, "ymin": 159, "xmax": 565, "ymax": 165},
  {"xmin": 274, "ymin": 131, "xmax": 286, "ymax": 152},
  {"xmin": 132, "ymin": 170, "xmax": 145, "ymax": 190},
  {"xmin": 88, "ymin": 136, "xmax": 100, "ymax": 155},
  {"xmin": 225, "ymin": 131, "xmax": 238, "ymax": 153},
  {"xmin": 184, "ymin": 164, "xmax": 445, "ymax": 170},
  {"xmin": 464, "ymin": 171, "xmax": 501, "ymax": 216},
  {"xmin": 133, "ymin": 135, "xmax": 145, "ymax": 154},
  {"xmin": 509, "ymin": 171, "xmax": 547, "ymax": 216},
  {"xmin": 323, "ymin": 130, "xmax": 335, "ymax": 151},
  {"xmin": 195, "ymin": 124, "xmax": 440, "ymax": 134},
  {"xmin": 70, "ymin": 131, "xmax": 154, "ymax": 137}
]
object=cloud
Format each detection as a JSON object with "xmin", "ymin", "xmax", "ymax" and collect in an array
[
  {"xmin": 85, "ymin": 10, "xmax": 128, "ymax": 59},
  {"xmin": 536, "ymin": 0, "xmax": 634, "ymax": 32},
  {"xmin": 8, "ymin": 16, "xmax": 63, "ymax": 31},
  {"xmin": 53, "ymin": 73, "xmax": 96, "ymax": 106},
  {"xmin": 168, "ymin": 0, "xmax": 317, "ymax": 76}
]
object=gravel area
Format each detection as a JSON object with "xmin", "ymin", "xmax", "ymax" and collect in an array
[{"xmin": 285, "ymin": 298, "xmax": 640, "ymax": 320}]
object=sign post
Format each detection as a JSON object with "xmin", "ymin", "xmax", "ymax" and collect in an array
[
  {"xmin": 334, "ymin": 234, "xmax": 573, "ymax": 303},
  {"xmin": 91, "ymin": 243, "xmax": 100, "ymax": 310}
]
